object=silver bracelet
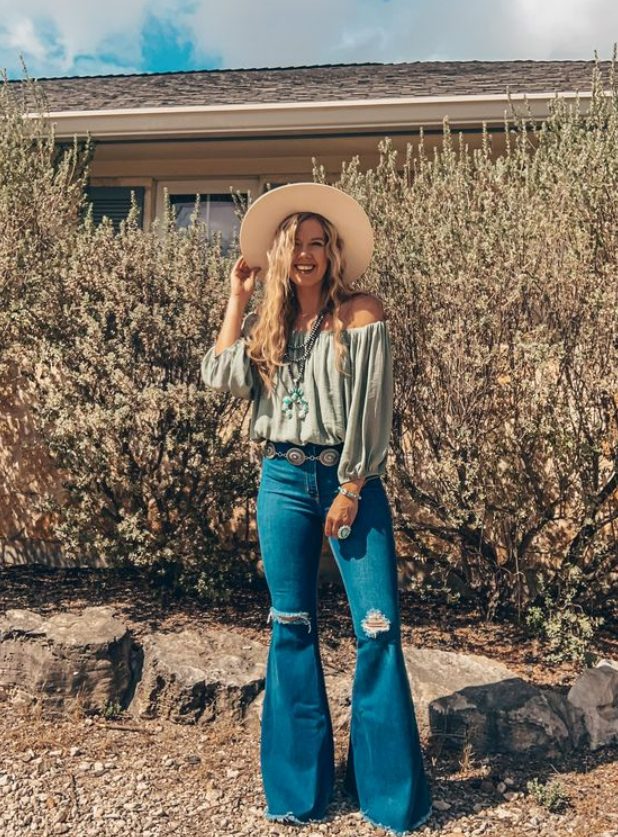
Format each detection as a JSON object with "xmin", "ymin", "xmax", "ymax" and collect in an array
[{"xmin": 337, "ymin": 485, "xmax": 361, "ymax": 501}]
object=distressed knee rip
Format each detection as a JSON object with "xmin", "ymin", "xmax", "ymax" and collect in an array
[
  {"xmin": 361, "ymin": 608, "xmax": 391, "ymax": 638},
  {"xmin": 267, "ymin": 607, "xmax": 312, "ymax": 633}
]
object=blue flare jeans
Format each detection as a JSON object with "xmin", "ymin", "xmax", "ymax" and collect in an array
[{"xmin": 256, "ymin": 440, "xmax": 432, "ymax": 836}]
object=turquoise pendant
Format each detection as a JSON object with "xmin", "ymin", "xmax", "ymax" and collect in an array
[{"xmin": 282, "ymin": 384, "xmax": 309, "ymax": 420}]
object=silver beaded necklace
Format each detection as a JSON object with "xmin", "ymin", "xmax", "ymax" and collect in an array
[{"xmin": 281, "ymin": 307, "xmax": 329, "ymax": 420}]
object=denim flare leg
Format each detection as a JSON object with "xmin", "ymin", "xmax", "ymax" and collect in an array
[{"xmin": 256, "ymin": 441, "xmax": 433, "ymax": 836}]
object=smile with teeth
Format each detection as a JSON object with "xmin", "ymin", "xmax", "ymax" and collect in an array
[{"xmin": 295, "ymin": 264, "xmax": 315, "ymax": 273}]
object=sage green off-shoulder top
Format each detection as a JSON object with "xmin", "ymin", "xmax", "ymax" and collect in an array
[{"xmin": 200, "ymin": 311, "xmax": 393, "ymax": 485}]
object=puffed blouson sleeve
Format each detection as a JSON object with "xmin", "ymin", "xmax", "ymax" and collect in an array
[
  {"xmin": 337, "ymin": 319, "xmax": 394, "ymax": 485},
  {"xmin": 200, "ymin": 311, "xmax": 258, "ymax": 401}
]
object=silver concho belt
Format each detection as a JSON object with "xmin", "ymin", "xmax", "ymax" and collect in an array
[{"xmin": 263, "ymin": 440, "xmax": 340, "ymax": 467}]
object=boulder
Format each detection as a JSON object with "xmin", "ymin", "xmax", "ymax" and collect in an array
[
  {"xmin": 128, "ymin": 627, "xmax": 267, "ymax": 724},
  {"xmin": 1, "ymin": 605, "xmax": 616, "ymax": 760},
  {"xmin": 403, "ymin": 645, "xmax": 573, "ymax": 757},
  {"xmin": 247, "ymin": 645, "xmax": 574, "ymax": 758},
  {"xmin": 0, "ymin": 606, "xmax": 134, "ymax": 716},
  {"xmin": 566, "ymin": 658, "xmax": 618, "ymax": 750}
]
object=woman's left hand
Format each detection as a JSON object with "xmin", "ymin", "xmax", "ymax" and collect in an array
[{"xmin": 325, "ymin": 494, "xmax": 359, "ymax": 538}]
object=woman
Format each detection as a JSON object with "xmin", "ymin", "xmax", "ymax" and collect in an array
[{"xmin": 201, "ymin": 183, "xmax": 432, "ymax": 835}]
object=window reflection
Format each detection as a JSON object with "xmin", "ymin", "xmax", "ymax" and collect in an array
[{"xmin": 170, "ymin": 193, "xmax": 243, "ymax": 251}]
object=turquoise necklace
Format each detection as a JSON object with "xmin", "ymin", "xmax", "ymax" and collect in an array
[{"xmin": 281, "ymin": 307, "xmax": 328, "ymax": 420}]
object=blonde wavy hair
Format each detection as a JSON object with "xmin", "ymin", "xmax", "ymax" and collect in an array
[{"xmin": 245, "ymin": 211, "xmax": 360, "ymax": 395}]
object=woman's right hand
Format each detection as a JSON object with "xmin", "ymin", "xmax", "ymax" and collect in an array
[{"xmin": 230, "ymin": 256, "xmax": 261, "ymax": 301}]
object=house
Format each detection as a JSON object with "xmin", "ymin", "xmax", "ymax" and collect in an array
[
  {"xmin": 11, "ymin": 59, "xmax": 611, "ymax": 244},
  {"xmin": 1, "ymin": 58, "xmax": 611, "ymax": 568}
]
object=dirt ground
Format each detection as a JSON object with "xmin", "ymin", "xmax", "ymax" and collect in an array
[{"xmin": 0, "ymin": 565, "xmax": 617, "ymax": 837}]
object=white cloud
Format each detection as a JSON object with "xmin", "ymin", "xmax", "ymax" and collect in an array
[
  {"xmin": 183, "ymin": 0, "xmax": 618, "ymax": 67},
  {"xmin": 0, "ymin": 0, "xmax": 188, "ymax": 77},
  {"xmin": 514, "ymin": 0, "xmax": 615, "ymax": 59},
  {"xmin": 5, "ymin": 18, "xmax": 49, "ymax": 62},
  {"xmin": 0, "ymin": 0, "xmax": 616, "ymax": 80}
]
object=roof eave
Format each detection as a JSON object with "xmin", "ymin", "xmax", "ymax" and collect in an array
[{"xmin": 33, "ymin": 90, "xmax": 598, "ymax": 141}]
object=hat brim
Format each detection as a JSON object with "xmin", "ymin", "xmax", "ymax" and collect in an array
[{"xmin": 239, "ymin": 183, "xmax": 374, "ymax": 283}]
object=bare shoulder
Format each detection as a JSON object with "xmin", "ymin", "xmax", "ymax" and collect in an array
[{"xmin": 339, "ymin": 292, "xmax": 386, "ymax": 329}]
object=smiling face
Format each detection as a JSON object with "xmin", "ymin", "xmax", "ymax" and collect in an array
[{"xmin": 288, "ymin": 216, "xmax": 329, "ymax": 289}]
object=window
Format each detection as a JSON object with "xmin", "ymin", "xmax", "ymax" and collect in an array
[
  {"xmin": 84, "ymin": 186, "xmax": 145, "ymax": 231},
  {"xmin": 169, "ymin": 193, "xmax": 242, "ymax": 251},
  {"xmin": 156, "ymin": 179, "xmax": 258, "ymax": 253}
]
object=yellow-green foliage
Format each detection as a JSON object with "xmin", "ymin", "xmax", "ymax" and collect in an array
[
  {"xmin": 1, "ymin": 71, "xmax": 258, "ymax": 603},
  {"xmin": 326, "ymin": 55, "xmax": 618, "ymax": 620},
  {"xmin": 0, "ymin": 69, "xmax": 92, "ymax": 365},
  {"xmin": 2, "ymin": 56, "xmax": 617, "ymax": 612},
  {"xmin": 526, "ymin": 777, "xmax": 569, "ymax": 812}
]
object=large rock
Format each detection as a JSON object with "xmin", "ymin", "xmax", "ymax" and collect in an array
[
  {"xmin": 403, "ymin": 645, "xmax": 573, "ymax": 757},
  {"xmin": 1, "ymin": 606, "xmax": 616, "ymax": 760},
  {"xmin": 0, "ymin": 606, "xmax": 134, "ymax": 716},
  {"xmin": 0, "ymin": 607, "xmax": 268, "ymax": 724},
  {"xmin": 247, "ymin": 645, "xmax": 573, "ymax": 757},
  {"xmin": 128, "ymin": 627, "xmax": 268, "ymax": 724},
  {"xmin": 566, "ymin": 658, "xmax": 618, "ymax": 750}
]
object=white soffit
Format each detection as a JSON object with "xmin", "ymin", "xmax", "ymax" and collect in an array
[{"xmin": 33, "ymin": 91, "xmax": 597, "ymax": 141}]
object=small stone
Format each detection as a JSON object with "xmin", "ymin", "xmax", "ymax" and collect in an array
[
  {"xmin": 496, "ymin": 781, "xmax": 507, "ymax": 793},
  {"xmin": 433, "ymin": 799, "xmax": 451, "ymax": 811}
]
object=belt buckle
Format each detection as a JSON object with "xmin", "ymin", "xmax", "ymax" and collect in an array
[
  {"xmin": 318, "ymin": 448, "xmax": 340, "ymax": 466},
  {"xmin": 264, "ymin": 441, "xmax": 277, "ymax": 459},
  {"xmin": 285, "ymin": 447, "xmax": 306, "ymax": 466}
]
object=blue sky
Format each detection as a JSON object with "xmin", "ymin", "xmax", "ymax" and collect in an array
[{"xmin": 0, "ymin": 0, "xmax": 616, "ymax": 80}]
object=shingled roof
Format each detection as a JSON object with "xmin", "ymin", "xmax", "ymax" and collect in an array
[{"xmin": 8, "ymin": 60, "xmax": 613, "ymax": 112}]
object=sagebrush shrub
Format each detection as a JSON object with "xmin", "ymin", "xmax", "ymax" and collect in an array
[
  {"xmin": 324, "ymin": 56, "xmax": 618, "ymax": 620},
  {"xmin": 2, "ymin": 55, "xmax": 617, "ymax": 613},
  {"xmin": 1, "ymin": 71, "xmax": 259, "ymax": 602}
]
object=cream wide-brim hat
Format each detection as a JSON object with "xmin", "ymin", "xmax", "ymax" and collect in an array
[{"xmin": 239, "ymin": 182, "xmax": 374, "ymax": 283}]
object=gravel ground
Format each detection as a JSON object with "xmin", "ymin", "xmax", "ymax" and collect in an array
[{"xmin": 0, "ymin": 566, "xmax": 617, "ymax": 837}]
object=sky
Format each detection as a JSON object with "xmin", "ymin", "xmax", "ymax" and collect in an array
[{"xmin": 0, "ymin": 0, "xmax": 616, "ymax": 80}]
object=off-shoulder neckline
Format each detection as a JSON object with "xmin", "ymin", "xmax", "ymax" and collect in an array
[{"xmin": 290, "ymin": 319, "xmax": 387, "ymax": 337}]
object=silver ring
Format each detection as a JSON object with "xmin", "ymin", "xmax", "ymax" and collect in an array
[
  {"xmin": 264, "ymin": 441, "xmax": 277, "ymax": 459},
  {"xmin": 337, "ymin": 524, "xmax": 351, "ymax": 539}
]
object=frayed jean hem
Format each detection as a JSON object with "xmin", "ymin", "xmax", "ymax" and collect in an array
[
  {"xmin": 263, "ymin": 806, "xmax": 326, "ymax": 825},
  {"xmin": 359, "ymin": 803, "xmax": 433, "ymax": 835}
]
